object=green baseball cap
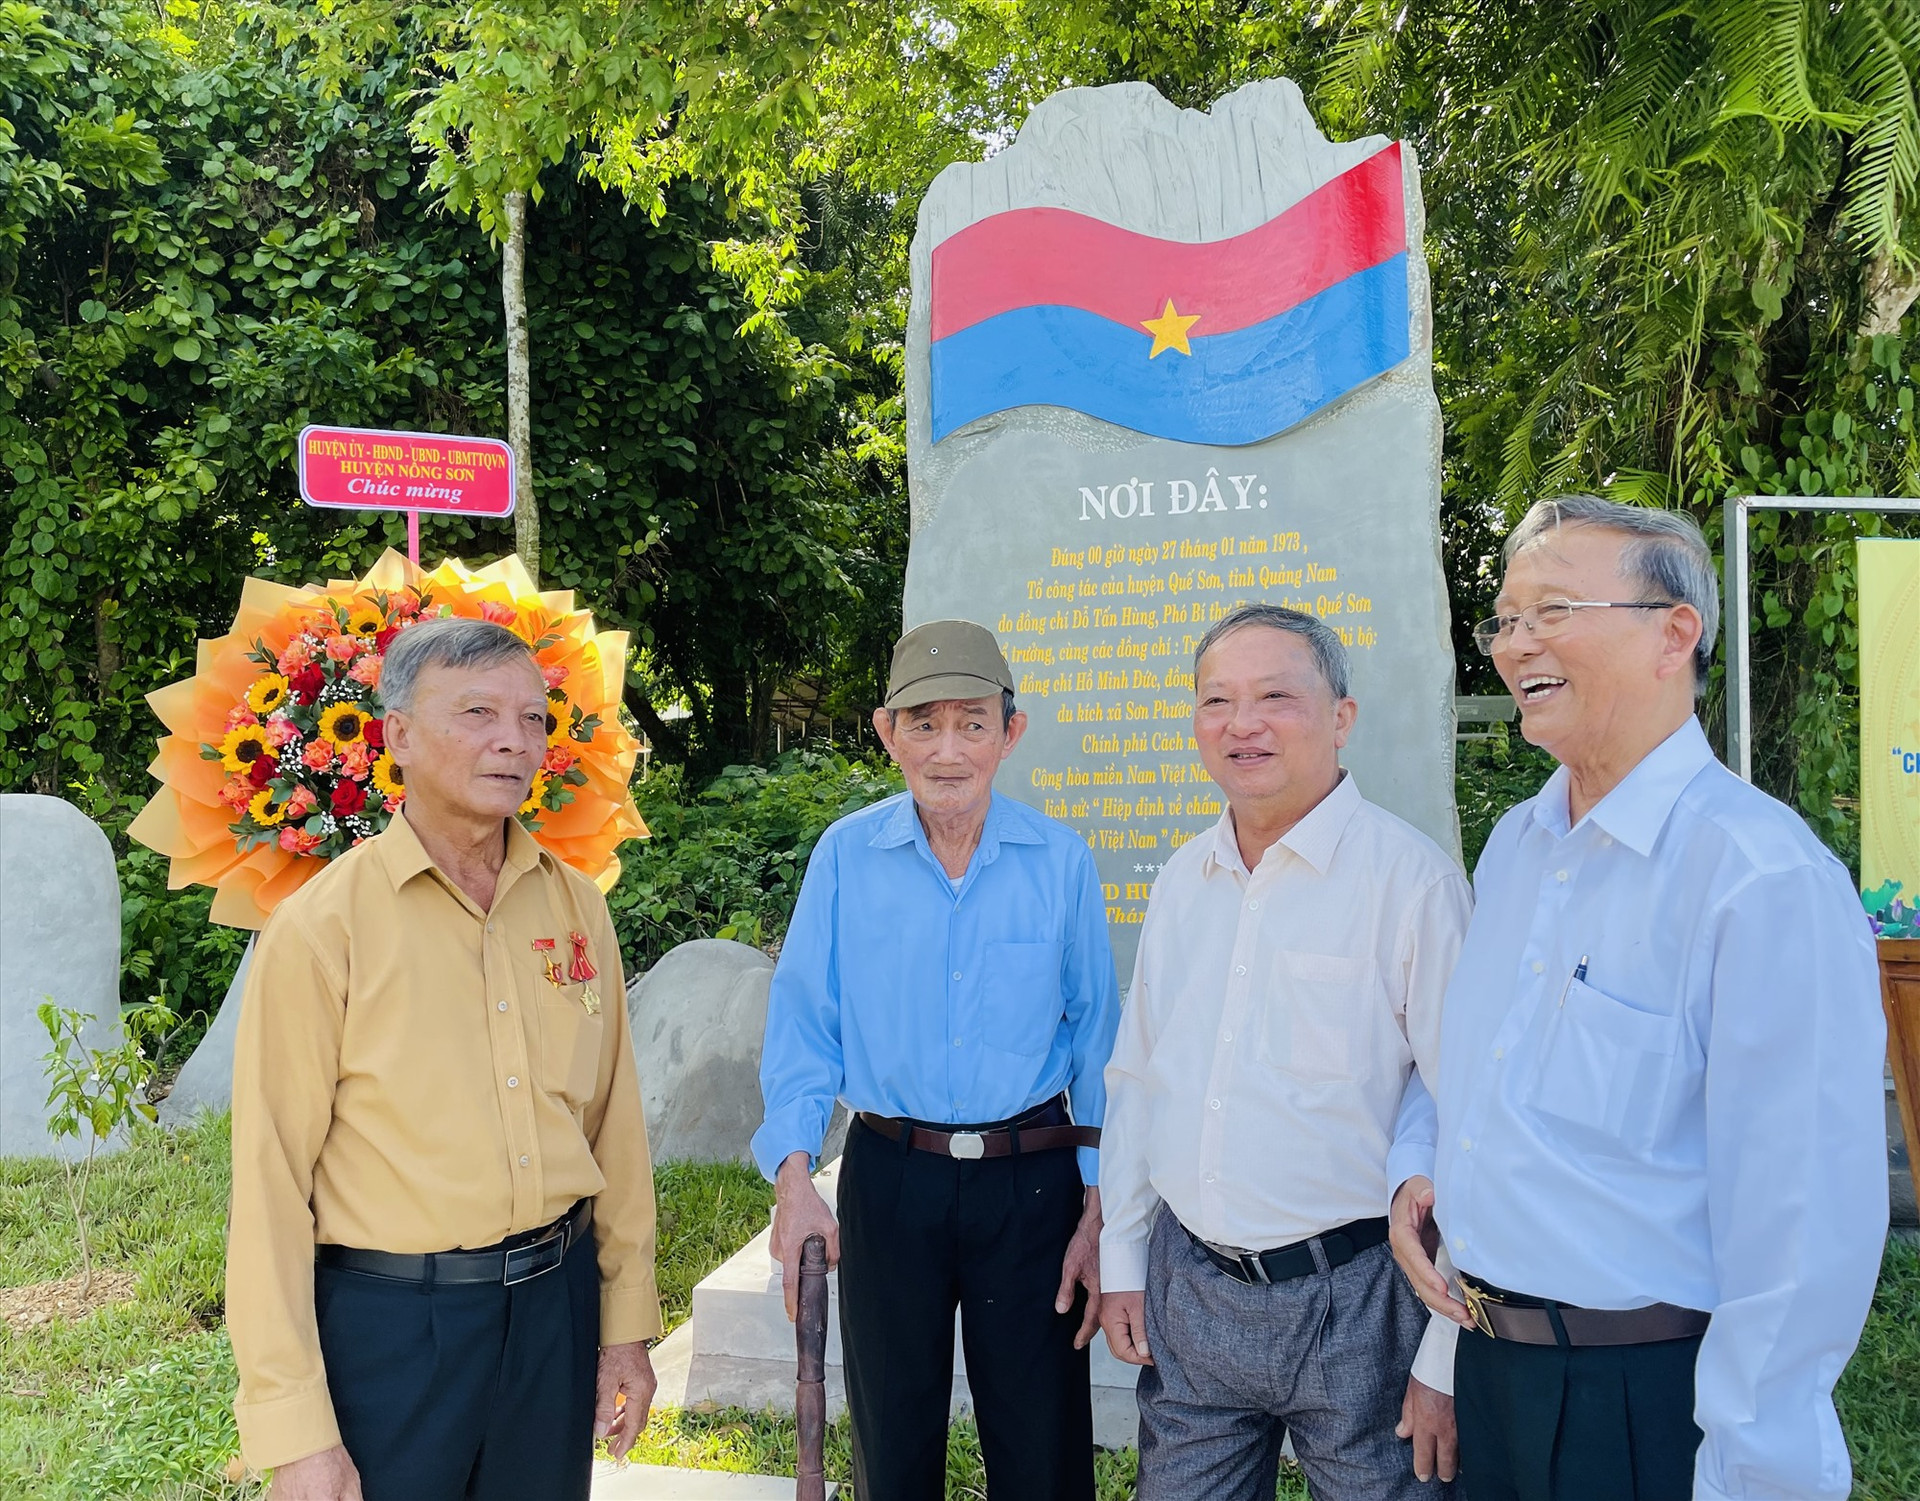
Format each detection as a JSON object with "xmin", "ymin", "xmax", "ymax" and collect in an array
[{"xmin": 884, "ymin": 620, "xmax": 1015, "ymax": 709}]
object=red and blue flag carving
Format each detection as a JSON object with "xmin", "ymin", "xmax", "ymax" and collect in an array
[{"xmin": 929, "ymin": 142, "xmax": 1409, "ymax": 446}]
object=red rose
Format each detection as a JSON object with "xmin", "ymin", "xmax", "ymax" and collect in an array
[
  {"xmin": 248, "ymin": 753, "xmax": 279, "ymax": 787},
  {"xmin": 330, "ymin": 780, "xmax": 367, "ymax": 817},
  {"xmin": 288, "ymin": 664, "xmax": 324, "ymax": 703},
  {"xmin": 374, "ymin": 626, "xmax": 400, "ymax": 653},
  {"xmin": 363, "ymin": 718, "xmax": 385, "ymax": 750}
]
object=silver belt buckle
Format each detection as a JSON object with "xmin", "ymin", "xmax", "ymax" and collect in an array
[
  {"xmin": 947, "ymin": 1131, "xmax": 986, "ymax": 1160},
  {"xmin": 502, "ymin": 1223, "xmax": 566, "ymax": 1286}
]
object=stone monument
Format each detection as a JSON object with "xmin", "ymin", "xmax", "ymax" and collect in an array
[
  {"xmin": 902, "ymin": 79, "xmax": 1457, "ymax": 976},
  {"xmin": 0, "ymin": 794, "xmax": 124, "ymax": 1159}
]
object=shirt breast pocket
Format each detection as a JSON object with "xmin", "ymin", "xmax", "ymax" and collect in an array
[
  {"xmin": 981, "ymin": 940, "xmax": 1065, "ymax": 1061},
  {"xmin": 537, "ymin": 996, "xmax": 604, "ymax": 1108},
  {"xmin": 1523, "ymin": 977, "xmax": 1678, "ymax": 1155},
  {"xmin": 1259, "ymin": 950, "xmax": 1373, "ymax": 1083}
]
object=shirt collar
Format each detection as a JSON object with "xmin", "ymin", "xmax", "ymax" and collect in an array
[
  {"xmin": 1202, "ymin": 770, "xmax": 1362, "ymax": 880},
  {"xmin": 869, "ymin": 789, "xmax": 1042, "ymax": 862},
  {"xmin": 1530, "ymin": 716, "xmax": 1716, "ymax": 854},
  {"xmin": 375, "ymin": 806, "xmax": 547, "ymax": 890}
]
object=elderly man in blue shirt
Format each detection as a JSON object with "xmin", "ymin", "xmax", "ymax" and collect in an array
[
  {"xmin": 753, "ymin": 619, "xmax": 1120, "ymax": 1501},
  {"xmin": 1389, "ymin": 494, "xmax": 1888, "ymax": 1501}
]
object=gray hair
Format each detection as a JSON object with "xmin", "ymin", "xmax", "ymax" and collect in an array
[
  {"xmin": 1504, "ymin": 494, "xmax": 1719, "ymax": 690},
  {"xmin": 379, "ymin": 617, "xmax": 537, "ymax": 715},
  {"xmin": 1194, "ymin": 604, "xmax": 1352, "ymax": 701}
]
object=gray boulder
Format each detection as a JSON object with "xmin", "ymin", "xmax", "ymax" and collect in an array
[
  {"xmin": 625, "ymin": 938, "xmax": 848, "ymax": 1167},
  {"xmin": 0, "ymin": 794, "xmax": 124, "ymax": 1160},
  {"xmin": 157, "ymin": 939, "xmax": 252, "ymax": 1127},
  {"xmin": 627, "ymin": 939, "xmax": 775, "ymax": 1166}
]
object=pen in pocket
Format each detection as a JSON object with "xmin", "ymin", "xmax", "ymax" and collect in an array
[{"xmin": 1558, "ymin": 954, "xmax": 1589, "ymax": 1007}]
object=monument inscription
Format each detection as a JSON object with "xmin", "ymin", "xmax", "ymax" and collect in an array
[{"xmin": 902, "ymin": 81, "xmax": 1457, "ymax": 978}]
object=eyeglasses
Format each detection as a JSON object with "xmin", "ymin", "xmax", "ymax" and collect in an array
[{"xmin": 1471, "ymin": 597, "xmax": 1677, "ymax": 656}]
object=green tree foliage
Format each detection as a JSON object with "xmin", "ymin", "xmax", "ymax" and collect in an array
[
  {"xmin": 790, "ymin": 0, "xmax": 1920, "ymax": 865},
  {"xmin": 0, "ymin": 1, "xmax": 902, "ymax": 812}
]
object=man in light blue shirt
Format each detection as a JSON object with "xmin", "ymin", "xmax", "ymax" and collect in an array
[
  {"xmin": 1389, "ymin": 495, "xmax": 1888, "ymax": 1501},
  {"xmin": 754, "ymin": 619, "xmax": 1119, "ymax": 1501}
]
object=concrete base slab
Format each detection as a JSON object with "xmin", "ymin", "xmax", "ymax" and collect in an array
[
  {"xmin": 660, "ymin": 1158, "xmax": 1144, "ymax": 1447},
  {"xmin": 591, "ymin": 1462, "xmax": 833, "ymax": 1498}
]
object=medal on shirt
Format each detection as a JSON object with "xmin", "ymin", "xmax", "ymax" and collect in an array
[
  {"xmin": 567, "ymin": 933, "xmax": 602, "ymax": 1015},
  {"xmin": 532, "ymin": 937, "xmax": 565, "ymax": 987}
]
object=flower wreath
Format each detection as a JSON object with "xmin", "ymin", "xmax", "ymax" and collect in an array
[{"xmin": 129, "ymin": 550, "xmax": 647, "ymax": 928}]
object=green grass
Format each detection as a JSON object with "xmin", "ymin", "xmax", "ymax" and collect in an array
[{"xmin": 1, "ymin": 1122, "xmax": 1915, "ymax": 1499}]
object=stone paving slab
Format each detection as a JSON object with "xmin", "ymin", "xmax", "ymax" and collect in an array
[{"xmin": 591, "ymin": 1462, "xmax": 830, "ymax": 1498}]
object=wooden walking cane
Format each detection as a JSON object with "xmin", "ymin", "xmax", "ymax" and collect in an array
[{"xmin": 796, "ymin": 1234, "xmax": 830, "ymax": 1501}]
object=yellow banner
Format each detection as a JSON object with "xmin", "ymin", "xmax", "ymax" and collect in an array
[{"xmin": 1861, "ymin": 537, "xmax": 1920, "ymax": 938}]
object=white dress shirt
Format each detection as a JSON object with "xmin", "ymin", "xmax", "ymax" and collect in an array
[
  {"xmin": 1391, "ymin": 717, "xmax": 1888, "ymax": 1500},
  {"xmin": 1101, "ymin": 772, "xmax": 1471, "ymax": 1293}
]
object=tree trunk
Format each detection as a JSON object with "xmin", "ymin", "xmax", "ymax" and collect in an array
[
  {"xmin": 1861, "ymin": 249, "xmax": 1920, "ymax": 340},
  {"xmin": 503, "ymin": 189, "xmax": 539, "ymax": 583},
  {"xmin": 621, "ymin": 680, "xmax": 690, "ymax": 764}
]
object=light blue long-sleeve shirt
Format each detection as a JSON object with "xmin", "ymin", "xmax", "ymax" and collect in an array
[
  {"xmin": 1391, "ymin": 717, "xmax": 1888, "ymax": 1500},
  {"xmin": 753, "ymin": 789, "xmax": 1121, "ymax": 1184}
]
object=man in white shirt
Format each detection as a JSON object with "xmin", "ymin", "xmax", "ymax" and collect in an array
[
  {"xmin": 1099, "ymin": 604, "xmax": 1472, "ymax": 1499},
  {"xmin": 1389, "ymin": 494, "xmax": 1888, "ymax": 1501}
]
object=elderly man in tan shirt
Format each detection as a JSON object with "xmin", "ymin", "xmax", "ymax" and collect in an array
[{"xmin": 227, "ymin": 616, "xmax": 661, "ymax": 1501}]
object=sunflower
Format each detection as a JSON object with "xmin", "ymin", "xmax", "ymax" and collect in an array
[
  {"xmin": 219, "ymin": 724, "xmax": 272, "ymax": 773},
  {"xmin": 519, "ymin": 771, "xmax": 551, "ymax": 817},
  {"xmin": 346, "ymin": 602, "xmax": 385, "ymax": 638},
  {"xmin": 546, "ymin": 703, "xmax": 569, "ymax": 745},
  {"xmin": 317, "ymin": 702, "xmax": 369, "ymax": 748},
  {"xmin": 245, "ymin": 673, "xmax": 290, "ymax": 715},
  {"xmin": 247, "ymin": 788, "xmax": 288, "ymax": 827},
  {"xmin": 371, "ymin": 752, "xmax": 405, "ymax": 800}
]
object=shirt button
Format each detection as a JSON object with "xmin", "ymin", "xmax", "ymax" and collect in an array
[
  {"xmin": 486, "ymin": 923, "xmax": 495, "ymax": 933},
  {"xmin": 952, "ymin": 971, "xmax": 962, "ymax": 981},
  {"xmin": 1601, "ymin": 835, "xmax": 1614, "ymax": 847},
  {"xmin": 498, "ymin": 1001, "xmax": 509, "ymax": 1012},
  {"xmin": 1247, "ymin": 900, "xmax": 1258, "ymax": 911},
  {"xmin": 1455, "ymin": 1235, "xmax": 1469, "ymax": 1251},
  {"xmin": 1222, "ymin": 1031, "xmax": 1233, "ymax": 1042},
  {"xmin": 1205, "ymin": 1172, "xmax": 1217, "ymax": 1183},
  {"xmin": 1493, "ymin": 1047, "xmax": 1504, "ymax": 1061},
  {"xmin": 1234, "ymin": 965, "xmax": 1247, "ymax": 976},
  {"xmin": 953, "ymin": 1037, "xmax": 963, "ymax": 1047},
  {"xmin": 519, "ymin": 1155, "xmax": 530, "ymax": 1167},
  {"xmin": 1210, "ymin": 1098, "xmax": 1221, "ymax": 1110},
  {"xmin": 1531, "ymin": 960, "xmax": 1545, "ymax": 974},
  {"xmin": 1460, "ymin": 1136, "xmax": 1472, "ymax": 1151},
  {"xmin": 1555, "ymin": 870, "xmax": 1569, "ymax": 882},
  {"xmin": 507, "ymin": 1076, "xmax": 519, "ymax": 1088}
]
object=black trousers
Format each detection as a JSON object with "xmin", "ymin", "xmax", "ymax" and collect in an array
[
  {"xmin": 314, "ymin": 1224, "xmax": 601, "ymax": 1501},
  {"xmin": 836, "ymin": 1113, "xmax": 1095, "ymax": 1501},
  {"xmin": 1455, "ymin": 1326, "xmax": 1705, "ymax": 1501}
]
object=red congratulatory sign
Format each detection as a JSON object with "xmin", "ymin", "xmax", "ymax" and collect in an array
[{"xmin": 297, "ymin": 425, "xmax": 516, "ymax": 518}]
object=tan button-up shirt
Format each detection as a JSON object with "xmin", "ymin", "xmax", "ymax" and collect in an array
[{"xmin": 227, "ymin": 810, "xmax": 661, "ymax": 1470}]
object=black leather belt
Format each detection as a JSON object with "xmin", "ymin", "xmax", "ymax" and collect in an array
[
  {"xmin": 1184, "ymin": 1215, "xmax": 1390, "ymax": 1285},
  {"xmin": 857, "ymin": 1095, "xmax": 1099, "ymax": 1159},
  {"xmin": 1459, "ymin": 1274, "xmax": 1710, "ymax": 1347},
  {"xmin": 316, "ymin": 1199, "xmax": 592, "ymax": 1287}
]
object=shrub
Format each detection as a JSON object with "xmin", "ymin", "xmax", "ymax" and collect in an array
[{"xmin": 609, "ymin": 750, "xmax": 900, "ymax": 972}]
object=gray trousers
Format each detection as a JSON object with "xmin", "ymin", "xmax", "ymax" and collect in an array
[{"xmin": 1137, "ymin": 1207, "xmax": 1454, "ymax": 1501}]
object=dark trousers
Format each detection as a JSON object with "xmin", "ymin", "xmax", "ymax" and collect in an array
[
  {"xmin": 314, "ymin": 1224, "xmax": 601, "ymax": 1501},
  {"xmin": 1455, "ymin": 1327, "xmax": 1704, "ymax": 1501},
  {"xmin": 836, "ymin": 1113, "xmax": 1095, "ymax": 1501}
]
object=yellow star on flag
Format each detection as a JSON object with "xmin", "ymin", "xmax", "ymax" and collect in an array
[{"xmin": 1142, "ymin": 299, "xmax": 1201, "ymax": 359}]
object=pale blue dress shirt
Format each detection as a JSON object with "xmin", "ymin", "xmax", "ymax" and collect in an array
[
  {"xmin": 1391, "ymin": 717, "xmax": 1888, "ymax": 1500},
  {"xmin": 753, "ymin": 790, "xmax": 1120, "ymax": 1185}
]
